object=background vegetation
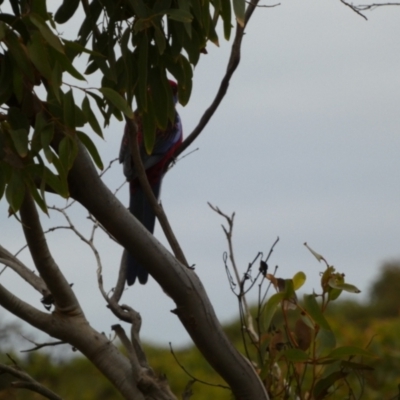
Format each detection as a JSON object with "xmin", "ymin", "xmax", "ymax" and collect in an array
[{"xmin": 0, "ymin": 261, "xmax": 399, "ymax": 399}]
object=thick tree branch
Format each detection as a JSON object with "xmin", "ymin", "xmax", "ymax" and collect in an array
[
  {"xmin": 68, "ymin": 141, "xmax": 269, "ymax": 399},
  {"xmin": 173, "ymin": 0, "xmax": 261, "ymax": 160},
  {"xmin": 0, "ymin": 245, "xmax": 50, "ymax": 297},
  {"xmin": 0, "ymin": 283, "xmax": 51, "ymax": 331},
  {"xmin": 19, "ymin": 193, "xmax": 81, "ymax": 314}
]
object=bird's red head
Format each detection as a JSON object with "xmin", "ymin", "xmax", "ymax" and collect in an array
[{"xmin": 168, "ymin": 80, "xmax": 178, "ymax": 96}]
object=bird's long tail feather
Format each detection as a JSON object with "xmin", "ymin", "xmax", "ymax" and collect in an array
[{"xmin": 126, "ymin": 181, "xmax": 161, "ymax": 285}]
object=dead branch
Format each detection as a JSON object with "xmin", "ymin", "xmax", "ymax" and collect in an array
[
  {"xmin": 0, "ymin": 363, "xmax": 62, "ymax": 400},
  {"xmin": 169, "ymin": 343, "xmax": 230, "ymax": 390}
]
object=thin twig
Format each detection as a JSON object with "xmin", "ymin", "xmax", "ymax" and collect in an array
[
  {"xmin": 340, "ymin": 0, "xmax": 368, "ymax": 19},
  {"xmin": 208, "ymin": 203, "xmax": 258, "ymax": 342},
  {"xmin": 0, "ymin": 363, "xmax": 63, "ymax": 400},
  {"xmin": 20, "ymin": 335, "xmax": 66, "ymax": 353},
  {"xmin": 169, "ymin": 343, "xmax": 230, "ymax": 390},
  {"xmin": 171, "ymin": 0, "xmax": 262, "ymax": 162}
]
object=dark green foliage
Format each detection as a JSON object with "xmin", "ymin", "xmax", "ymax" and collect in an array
[{"xmin": 0, "ymin": 0, "xmax": 244, "ymax": 212}]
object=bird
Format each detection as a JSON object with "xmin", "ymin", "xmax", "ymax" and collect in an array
[{"xmin": 119, "ymin": 81, "xmax": 182, "ymax": 285}]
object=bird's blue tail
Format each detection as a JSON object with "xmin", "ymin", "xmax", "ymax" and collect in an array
[{"xmin": 126, "ymin": 182, "xmax": 161, "ymax": 285}]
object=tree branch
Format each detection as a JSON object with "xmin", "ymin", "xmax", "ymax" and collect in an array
[
  {"xmin": 339, "ymin": 0, "xmax": 400, "ymax": 19},
  {"xmin": 19, "ymin": 192, "xmax": 82, "ymax": 315},
  {"xmin": 0, "ymin": 245, "xmax": 50, "ymax": 297},
  {"xmin": 0, "ymin": 363, "xmax": 63, "ymax": 400},
  {"xmin": 173, "ymin": 0, "xmax": 262, "ymax": 159},
  {"xmin": 68, "ymin": 141, "xmax": 269, "ymax": 399},
  {"xmin": 0, "ymin": 282, "xmax": 52, "ymax": 331}
]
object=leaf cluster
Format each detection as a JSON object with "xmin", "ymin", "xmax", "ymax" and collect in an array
[
  {"xmin": 232, "ymin": 244, "xmax": 372, "ymax": 399},
  {"xmin": 0, "ymin": 0, "xmax": 245, "ymax": 212}
]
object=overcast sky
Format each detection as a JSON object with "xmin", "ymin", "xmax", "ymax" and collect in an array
[{"xmin": 1, "ymin": 0, "xmax": 400, "ymax": 350}]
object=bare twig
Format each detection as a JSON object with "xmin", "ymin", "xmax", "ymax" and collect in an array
[
  {"xmin": 169, "ymin": 343, "xmax": 230, "ymax": 390},
  {"xmin": 340, "ymin": 0, "xmax": 368, "ymax": 19},
  {"xmin": 20, "ymin": 335, "xmax": 66, "ymax": 353},
  {"xmin": 172, "ymin": 0, "xmax": 262, "ymax": 160},
  {"xmin": 339, "ymin": 0, "xmax": 400, "ymax": 19},
  {"xmin": 208, "ymin": 203, "xmax": 259, "ymax": 343},
  {"xmin": 0, "ymin": 363, "xmax": 63, "ymax": 400}
]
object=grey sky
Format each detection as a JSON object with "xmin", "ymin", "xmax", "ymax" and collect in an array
[{"xmin": 1, "ymin": 0, "xmax": 400, "ymax": 349}]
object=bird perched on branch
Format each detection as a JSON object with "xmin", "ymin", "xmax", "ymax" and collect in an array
[{"xmin": 119, "ymin": 81, "xmax": 182, "ymax": 285}]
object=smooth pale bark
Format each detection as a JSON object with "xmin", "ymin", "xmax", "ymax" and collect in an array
[{"xmin": 68, "ymin": 142, "xmax": 269, "ymax": 400}]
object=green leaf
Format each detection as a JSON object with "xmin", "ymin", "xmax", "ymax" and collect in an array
[
  {"xmin": 327, "ymin": 346, "xmax": 375, "ymax": 359},
  {"xmin": 0, "ymin": 166, "xmax": 6, "ymax": 199},
  {"xmin": 281, "ymin": 348, "xmax": 309, "ymax": 363},
  {"xmin": 167, "ymin": 9, "xmax": 193, "ymax": 23},
  {"xmin": 304, "ymin": 242, "xmax": 325, "ymax": 262},
  {"xmin": 29, "ymin": 13, "xmax": 64, "ymax": 53},
  {"xmin": 77, "ymin": 0, "xmax": 102, "ymax": 47},
  {"xmin": 12, "ymin": 68, "xmax": 24, "ymax": 103},
  {"xmin": 24, "ymin": 171, "xmax": 48, "ymax": 213},
  {"xmin": 328, "ymin": 287, "xmax": 342, "ymax": 301},
  {"xmin": 313, "ymin": 371, "xmax": 347, "ymax": 400},
  {"xmin": 4, "ymin": 29, "xmax": 34, "ymax": 82},
  {"xmin": 0, "ymin": 21, "xmax": 6, "ymax": 40},
  {"xmin": 64, "ymin": 39, "xmax": 104, "ymax": 58},
  {"xmin": 99, "ymin": 88, "xmax": 134, "ymax": 118},
  {"xmin": 42, "ymin": 165, "xmax": 68, "ymax": 197},
  {"xmin": 5, "ymin": 171, "xmax": 25, "ymax": 212},
  {"xmin": 142, "ymin": 107, "xmax": 156, "ymax": 155},
  {"xmin": 340, "ymin": 360, "xmax": 374, "ymax": 371},
  {"xmin": 77, "ymin": 131, "xmax": 103, "ymax": 170},
  {"xmin": 10, "ymin": 129, "xmax": 28, "ymax": 157},
  {"xmin": 82, "ymin": 97, "xmax": 103, "ymax": 137},
  {"xmin": 49, "ymin": 47, "xmax": 85, "ymax": 81},
  {"xmin": 50, "ymin": 62, "xmax": 62, "ymax": 102},
  {"xmin": 74, "ymin": 104, "xmax": 87, "ymax": 127},
  {"xmin": 55, "ymin": 0, "xmax": 80, "ymax": 24},
  {"xmin": 232, "ymin": 0, "xmax": 245, "ymax": 27},
  {"xmin": 40, "ymin": 122, "xmax": 55, "ymax": 163},
  {"xmin": 293, "ymin": 271, "xmax": 306, "ymax": 290},
  {"xmin": 58, "ymin": 136, "xmax": 78, "ymax": 172},
  {"xmin": 0, "ymin": 53, "xmax": 13, "ymax": 104},
  {"xmin": 317, "ymin": 328, "xmax": 336, "ymax": 354},
  {"xmin": 27, "ymin": 32, "xmax": 52, "ymax": 80},
  {"xmin": 137, "ymin": 33, "xmax": 149, "ymax": 111},
  {"xmin": 260, "ymin": 292, "xmax": 285, "ymax": 332},
  {"xmin": 149, "ymin": 70, "xmax": 169, "ymax": 130},
  {"xmin": 221, "ymin": 0, "xmax": 232, "ymax": 40},
  {"xmin": 30, "ymin": 0, "xmax": 48, "ymax": 20},
  {"xmin": 328, "ymin": 278, "xmax": 361, "ymax": 294},
  {"xmin": 8, "ymin": 107, "xmax": 30, "ymax": 131},
  {"xmin": 0, "ymin": 13, "xmax": 30, "ymax": 41},
  {"xmin": 63, "ymin": 89, "xmax": 76, "ymax": 129},
  {"xmin": 153, "ymin": 24, "xmax": 166, "ymax": 55},
  {"xmin": 303, "ymin": 294, "xmax": 331, "ymax": 331},
  {"xmin": 127, "ymin": 0, "xmax": 148, "ymax": 18}
]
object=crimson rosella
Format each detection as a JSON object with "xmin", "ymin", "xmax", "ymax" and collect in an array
[{"xmin": 119, "ymin": 81, "xmax": 182, "ymax": 285}]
